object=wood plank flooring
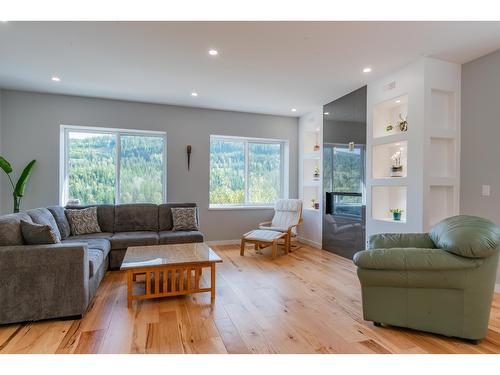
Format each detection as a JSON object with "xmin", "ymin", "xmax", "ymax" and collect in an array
[{"xmin": 1, "ymin": 243, "xmax": 499, "ymax": 354}]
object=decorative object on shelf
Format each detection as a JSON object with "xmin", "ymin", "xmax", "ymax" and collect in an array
[
  {"xmin": 0, "ymin": 156, "xmax": 36, "ymax": 213},
  {"xmin": 348, "ymin": 141, "xmax": 355, "ymax": 151},
  {"xmin": 313, "ymin": 143, "xmax": 320, "ymax": 152},
  {"xmin": 314, "ymin": 129, "xmax": 321, "ymax": 151},
  {"xmin": 186, "ymin": 144, "xmax": 192, "ymax": 170},
  {"xmin": 385, "ymin": 123, "xmax": 393, "ymax": 132},
  {"xmin": 311, "ymin": 198, "xmax": 319, "ymax": 210},
  {"xmin": 390, "ymin": 150, "xmax": 403, "ymax": 177},
  {"xmin": 389, "ymin": 208, "xmax": 404, "ymax": 221},
  {"xmin": 312, "ymin": 166, "xmax": 320, "ymax": 180},
  {"xmin": 398, "ymin": 114, "xmax": 408, "ymax": 132}
]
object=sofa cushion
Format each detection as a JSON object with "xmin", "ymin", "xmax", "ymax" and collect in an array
[
  {"xmin": 26, "ymin": 207, "xmax": 62, "ymax": 241},
  {"xmin": 430, "ymin": 215, "xmax": 500, "ymax": 258},
  {"xmin": 47, "ymin": 205, "xmax": 71, "ymax": 240},
  {"xmin": 0, "ymin": 212, "xmax": 32, "ymax": 246},
  {"xmin": 63, "ymin": 238, "xmax": 111, "ymax": 258},
  {"xmin": 110, "ymin": 231, "xmax": 159, "ymax": 250},
  {"xmin": 20, "ymin": 220, "xmax": 60, "ymax": 245},
  {"xmin": 65, "ymin": 207, "xmax": 102, "ymax": 236},
  {"xmin": 114, "ymin": 204, "xmax": 158, "ymax": 232},
  {"xmin": 88, "ymin": 248, "xmax": 105, "ymax": 278},
  {"xmin": 66, "ymin": 232, "xmax": 113, "ymax": 241},
  {"xmin": 65, "ymin": 204, "xmax": 115, "ymax": 233},
  {"xmin": 159, "ymin": 203, "xmax": 197, "ymax": 231},
  {"xmin": 159, "ymin": 230, "xmax": 204, "ymax": 245},
  {"xmin": 172, "ymin": 207, "xmax": 199, "ymax": 231}
]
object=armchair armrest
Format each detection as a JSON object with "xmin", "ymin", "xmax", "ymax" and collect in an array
[
  {"xmin": 0, "ymin": 243, "xmax": 90, "ymax": 324},
  {"xmin": 258, "ymin": 220, "xmax": 272, "ymax": 227},
  {"xmin": 368, "ymin": 233, "xmax": 436, "ymax": 250},
  {"xmin": 353, "ymin": 248, "xmax": 483, "ymax": 271}
]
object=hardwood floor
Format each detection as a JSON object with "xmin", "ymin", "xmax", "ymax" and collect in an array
[{"xmin": 1, "ymin": 243, "xmax": 499, "ymax": 354}]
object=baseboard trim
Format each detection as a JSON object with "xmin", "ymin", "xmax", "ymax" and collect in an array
[{"xmin": 296, "ymin": 236, "xmax": 322, "ymax": 249}]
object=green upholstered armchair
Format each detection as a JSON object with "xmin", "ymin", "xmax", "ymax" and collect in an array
[{"xmin": 353, "ymin": 215, "xmax": 500, "ymax": 343}]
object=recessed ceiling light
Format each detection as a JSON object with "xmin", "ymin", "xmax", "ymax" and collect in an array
[
  {"xmin": 395, "ymin": 99, "xmax": 401, "ymax": 104},
  {"xmin": 191, "ymin": 92, "xmax": 198, "ymax": 97},
  {"xmin": 362, "ymin": 67, "xmax": 372, "ymax": 73},
  {"xmin": 324, "ymin": 112, "xmax": 329, "ymax": 115},
  {"xmin": 291, "ymin": 108, "xmax": 297, "ymax": 112},
  {"xmin": 208, "ymin": 49, "xmax": 218, "ymax": 56},
  {"xmin": 316, "ymin": 128, "xmax": 320, "ymax": 132},
  {"xmin": 51, "ymin": 76, "xmax": 61, "ymax": 82}
]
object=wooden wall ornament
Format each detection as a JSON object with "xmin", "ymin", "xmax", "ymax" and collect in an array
[{"xmin": 187, "ymin": 145, "xmax": 192, "ymax": 170}]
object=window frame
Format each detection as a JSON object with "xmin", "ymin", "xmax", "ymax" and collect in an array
[
  {"xmin": 59, "ymin": 124, "xmax": 167, "ymax": 206},
  {"xmin": 208, "ymin": 134, "xmax": 289, "ymax": 209}
]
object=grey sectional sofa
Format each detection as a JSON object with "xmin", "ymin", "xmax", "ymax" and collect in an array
[{"xmin": 0, "ymin": 203, "xmax": 203, "ymax": 325}]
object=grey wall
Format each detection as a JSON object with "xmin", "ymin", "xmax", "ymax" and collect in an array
[
  {"xmin": 461, "ymin": 49, "xmax": 500, "ymax": 284},
  {"xmin": 0, "ymin": 90, "xmax": 298, "ymax": 241}
]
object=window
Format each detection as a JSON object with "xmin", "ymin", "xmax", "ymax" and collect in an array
[
  {"xmin": 209, "ymin": 135, "xmax": 287, "ymax": 208},
  {"xmin": 61, "ymin": 126, "xmax": 166, "ymax": 205}
]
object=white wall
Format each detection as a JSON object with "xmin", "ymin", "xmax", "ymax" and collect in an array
[
  {"xmin": 461, "ymin": 49, "xmax": 500, "ymax": 283},
  {"xmin": 0, "ymin": 90, "xmax": 298, "ymax": 241}
]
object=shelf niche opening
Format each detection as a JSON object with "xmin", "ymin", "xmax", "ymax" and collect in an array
[
  {"xmin": 428, "ymin": 185, "xmax": 454, "ymax": 227},
  {"xmin": 303, "ymin": 186, "xmax": 320, "ymax": 211},
  {"xmin": 372, "ymin": 141, "xmax": 408, "ymax": 179},
  {"xmin": 372, "ymin": 186, "xmax": 407, "ymax": 222},
  {"xmin": 431, "ymin": 89, "xmax": 455, "ymax": 131},
  {"xmin": 373, "ymin": 94, "xmax": 409, "ymax": 138}
]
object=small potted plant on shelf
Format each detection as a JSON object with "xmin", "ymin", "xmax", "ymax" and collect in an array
[
  {"xmin": 390, "ymin": 150, "xmax": 403, "ymax": 177},
  {"xmin": 389, "ymin": 208, "xmax": 404, "ymax": 221},
  {"xmin": 312, "ymin": 166, "xmax": 320, "ymax": 180},
  {"xmin": 311, "ymin": 198, "xmax": 319, "ymax": 210}
]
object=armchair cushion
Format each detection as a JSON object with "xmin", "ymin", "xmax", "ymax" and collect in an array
[
  {"xmin": 368, "ymin": 233, "xmax": 436, "ymax": 250},
  {"xmin": 353, "ymin": 248, "xmax": 483, "ymax": 271},
  {"xmin": 429, "ymin": 215, "xmax": 500, "ymax": 258},
  {"xmin": 271, "ymin": 199, "xmax": 302, "ymax": 234}
]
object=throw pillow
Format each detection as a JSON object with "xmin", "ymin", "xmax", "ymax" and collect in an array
[
  {"xmin": 171, "ymin": 207, "xmax": 198, "ymax": 231},
  {"xmin": 20, "ymin": 219, "xmax": 60, "ymax": 245},
  {"xmin": 65, "ymin": 207, "xmax": 102, "ymax": 236}
]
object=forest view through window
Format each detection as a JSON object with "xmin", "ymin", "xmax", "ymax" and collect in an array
[
  {"xmin": 210, "ymin": 136, "xmax": 285, "ymax": 207},
  {"xmin": 63, "ymin": 127, "xmax": 165, "ymax": 205}
]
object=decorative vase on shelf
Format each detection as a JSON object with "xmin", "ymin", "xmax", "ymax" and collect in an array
[
  {"xmin": 313, "ymin": 143, "xmax": 320, "ymax": 152},
  {"xmin": 314, "ymin": 202, "xmax": 319, "ymax": 210},
  {"xmin": 390, "ymin": 165, "xmax": 403, "ymax": 177},
  {"xmin": 312, "ymin": 166, "xmax": 320, "ymax": 180},
  {"xmin": 390, "ymin": 209, "xmax": 403, "ymax": 221}
]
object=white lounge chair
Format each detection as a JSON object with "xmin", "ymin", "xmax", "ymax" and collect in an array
[{"xmin": 240, "ymin": 199, "xmax": 303, "ymax": 259}]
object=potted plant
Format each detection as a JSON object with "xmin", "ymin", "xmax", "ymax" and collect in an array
[
  {"xmin": 389, "ymin": 208, "xmax": 404, "ymax": 221},
  {"xmin": 0, "ymin": 156, "xmax": 36, "ymax": 213},
  {"xmin": 390, "ymin": 150, "xmax": 403, "ymax": 177},
  {"xmin": 311, "ymin": 198, "xmax": 319, "ymax": 210},
  {"xmin": 312, "ymin": 166, "xmax": 320, "ymax": 180}
]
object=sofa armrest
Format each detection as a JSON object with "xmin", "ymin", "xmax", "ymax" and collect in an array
[
  {"xmin": 0, "ymin": 243, "xmax": 90, "ymax": 324},
  {"xmin": 353, "ymin": 248, "xmax": 483, "ymax": 271},
  {"xmin": 368, "ymin": 233, "xmax": 436, "ymax": 250}
]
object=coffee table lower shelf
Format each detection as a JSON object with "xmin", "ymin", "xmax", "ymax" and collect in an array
[{"xmin": 125, "ymin": 263, "xmax": 216, "ymax": 308}]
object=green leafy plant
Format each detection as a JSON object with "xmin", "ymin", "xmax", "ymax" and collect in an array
[
  {"xmin": 389, "ymin": 208, "xmax": 404, "ymax": 214},
  {"xmin": 0, "ymin": 156, "xmax": 36, "ymax": 213}
]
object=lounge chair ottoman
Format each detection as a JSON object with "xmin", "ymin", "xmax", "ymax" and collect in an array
[{"xmin": 240, "ymin": 229, "xmax": 288, "ymax": 259}]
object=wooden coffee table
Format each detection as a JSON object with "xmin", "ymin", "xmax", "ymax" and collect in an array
[{"xmin": 120, "ymin": 242, "xmax": 222, "ymax": 308}]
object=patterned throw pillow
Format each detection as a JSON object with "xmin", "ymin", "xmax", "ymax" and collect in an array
[
  {"xmin": 20, "ymin": 219, "xmax": 60, "ymax": 245},
  {"xmin": 65, "ymin": 207, "xmax": 102, "ymax": 236},
  {"xmin": 171, "ymin": 207, "xmax": 198, "ymax": 231}
]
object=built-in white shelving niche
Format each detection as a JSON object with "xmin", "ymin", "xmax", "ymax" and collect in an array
[
  {"xmin": 303, "ymin": 130, "xmax": 321, "ymax": 154},
  {"xmin": 428, "ymin": 185, "xmax": 454, "ymax": 227},
  {"xmin": 303, "ymin": 158, "xmax": 321, "ymax": 185},
  {"xmin": 303, "ymin": 186, "xmax": 320, "ymax": 212},
  {"xmin": 429, "ymin": 137, "xmax": 455, "ymax": 178},
  {"xmin": 372, "ymin": 141, "xmax": 408, "ymax": 179},
  {"xmin": 431, "ymin": 89, "xmax": 455, "ymax": 131},
  {"xmin": 373, "ymin": 94, "xmax": 408, "ymax": 138},
  {"xmin": 372, "ymin": 186, "xmax": 407, "ymax": 223}
]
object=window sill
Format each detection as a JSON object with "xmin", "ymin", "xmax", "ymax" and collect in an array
[{"xmin": 208, "ymin": 205, "xmax": 275, "ymax": 211}]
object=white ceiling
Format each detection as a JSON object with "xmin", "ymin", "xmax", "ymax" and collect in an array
[{"xmin": 1, "ymin": 21, "xmax": 500, "ymax": 117}]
